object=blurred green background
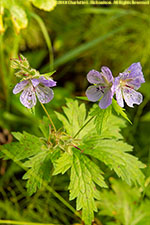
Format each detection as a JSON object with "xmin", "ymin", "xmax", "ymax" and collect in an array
[{"xmin": 0, "ymin": 3, "xmax": 150, "ymax": 225}]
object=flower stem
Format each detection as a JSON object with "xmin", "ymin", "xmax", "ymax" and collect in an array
[
  {"xmin": 73, "ymin": 116, "xmax": 94, "ymax": 139},
  {"xmin": 40, "ymin": 102, "xmax": 56, "ymax": 132}
]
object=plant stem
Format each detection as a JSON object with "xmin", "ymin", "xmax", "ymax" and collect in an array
[
  {"xmin": 30, "ymin": 12, "xmax": 54, "ymax": 71},
  {"xmin": 40, "ymin": 102, "xmax": 56, "ymax": 132},
  {"xmin": 73, "ymin": 116, "xmax": 94, "ymax": 139}
]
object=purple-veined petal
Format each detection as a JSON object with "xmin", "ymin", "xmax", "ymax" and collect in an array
[
  {"xmin": 124, "ymin": 62, "xmax": 145, "ymax": 84},
  {"xmin": 115, "ymin": 86, "xmax": 124, "ymax": 108},
  {"xmin": 127, "ymin": 78, "xmax": 143, "ymax": 90},
  {"xmin": 101, "ymin": 66, "xmax": 113, "ymax": 83},
  {"xmin": 114, "ymin": 76, "xmax": 124, "ymax": 107},
  {"xmin": 127, "ymin": 63, "xmax": 144, "ymax": 82},
  {"xmin": 31, "ymin": 79, "xmax": 40, "ymax": 87},
  {"xmin": 86, "ymin": 85, "xmax": 103, "ymax": 102},
  {"xmin": 99, "ymin": 89, "xmax": 113, "ymax": 109},
  {"xmin": 123, "ymin": 87, "xmax": 143, "ymax": 107},
  {"xmin": 20, "ymin": 85, "xmax": 37, "ymax": 108},
  {"xmin": 39, "ymin": 76, "xmax": 57, "ymax": 87},
  {"xmin": 13, "ymin": 80, "xmax": 29, "ymax": 94},
  {"xmin": 87, "ymin": 70, "xmax": 104, "ymax": 84},
  {"xmin": 35, "ymin": 85, "xmax": 54, "ymax": 103}
]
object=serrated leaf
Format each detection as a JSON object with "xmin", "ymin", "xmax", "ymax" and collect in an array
[
  {"xmin": 31, "ymin": 0, "xmax": 57, "ymax": 11},
  {"xmin": 23, "ymin": 150, "xmax": 52, "ymax": 195},
  {"xmin": 112, "ymin": 98, "xmax": 132, "ymax": 124},
  {"xmin": 90, "ymin": 104, "xmax": 112, "ymax": 135},
  {"xmin": 69, "ymin": 150, "xmax": 107, "ymax": 225},
  {"xmin": 39, "ymin": 116, "xmax": 50, "ymax": 139},
  {"xmin": 100, "ymin": 114, "xmax": 126, "ymax": 140},
  {"xmin": 55, "ymin": 99, "xmax": 95, "ymax": 138},
  {"xmin": 0, "ymin": 132, "xmax": 43, "ymax": 161},
  {"xmin": 53, "ymin": 152, "xmax": 72, "ymax": 175},
  {"xmin": 80, "ymin": 138, "xmax": 145, "ymax": 187}
]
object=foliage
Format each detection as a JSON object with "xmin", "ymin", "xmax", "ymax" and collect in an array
[
  {"xmin": 0, "ymin": 99, "xmax": 146, "ymax": 225},
  {"xmin": 98, "ymin": 178, "xmax": 150, "ymax": 225}
]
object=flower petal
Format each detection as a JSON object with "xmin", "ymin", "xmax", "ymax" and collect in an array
[
  {"xmin": 13, "ymin": 80, "xmax": 29, "ymax": 94},
  {"xmin": 114, "ymin": 77, "xmax": 124, "ymax": 107},
  {"xmin": 99, "ymin": 89, "xmax": 113, "ymax": 109},
  {"xmin": 127, "ymin": 77, "xmax": 144, "ymax": 90},
  {"xmin": 86, "ymin": 85, "xmax": 103, "ymax": 102},
  {"xmin": 121, "ymin": 62, "xmax": 145, "ymax": 88},
  {"xmin": 20, "ymin": 86, "xmax": 37, "ymax": 108},
  {"xmin": 87, "ymin": 70, "xmax": 103, "ymax": 84},
  {"xmin": 31, "ymin": 79, "xmax": 40, "ymax": 87},
  {"xmin": 127, "ymin": 62, "xmax": 145, "ymax": 82},
  {"xmin": 123, "ymin": 87, "xmax": 143, "ymax": 107},
  {"xmin": 115, "ymin": 86, "xmax": 124, "ymax": 108},
  {"xmin": 35, "ymin": 85, "xmax": 54, "ymax": 103},
  {"xmin": 39, "ymin": 76, "xmax": 57, "ymax": 87},
  {"xmin": 101, "ymin": 66, "xmax": 113, "ymax": 83}
]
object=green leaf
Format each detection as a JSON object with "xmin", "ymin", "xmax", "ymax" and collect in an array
[
  {"xmin": 90, "ymin": 104, "xmax": 112, "ymax": 135},
  {"xmin": 80, "ymin": 138, "xmax": 145, "ymax": 187},
  {"xmin": 69, "ymin": 150, "xmax": 107, "ymax": 225},
  {"xmin": 38, "ymin": 116, "xmax": 50, "ymax": 139},
  {"xmin": 10, "ymin": 5, "xmax": 28, "ymax": 33},
  {"xmin": 99, "ymin": 114, "xmax": 126, "ymax": 140},
  {"xmin": 41, "ymin": 70, "xmax": 56, "ymax": 77},
  {"xmin": 99, "ymin": 179, "xmax": 150, "ymax": 225},
  {"xmin": 55, "ymin": 99, "xmax": 95, "ymax": 138},
  {"xmin": 112, "ymin": 98, "xmax": 132, "ymax": 124},
  {"xmin": 86, "ymin": 104, "xmax": 126, "ymax": 140},
  {"xmin": 23, "ymin": 150, "xmax": 52, "ymax": 195},
  {"xmin": 0, "ymin": 132, "xmax": 43, "ymax": 161},
  {"xmin": 53, "ymin": 149, "xmax": 107, "ymax": 225},
  {"xmin": 76, "ymin": 96, "xmax": 90, "ymax": 101},
  {"xmin": 30, "ymin": 0, "xmax": 57, "ymax": 11},
  {"xmin": 53, "ymin": 152, "xmax": 72, "ymax": 175}
]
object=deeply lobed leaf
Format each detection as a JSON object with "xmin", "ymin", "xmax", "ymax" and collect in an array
[
  {"xmin": 55, "ymin": 99, "xmax": 95, "ymax": 138},
  {"xmin": 23, "ymin": 150, "xmax": 52, "ymax": 195},
  {"xmin": 0, "ymin": 132, "xmax": 43, "ymax": 161}
]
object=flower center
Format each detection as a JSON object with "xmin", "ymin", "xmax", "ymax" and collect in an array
[
  {"xmin": 120, "ymin": 79, "xmax": 134, "ymax": 89},
  {"xmin": 120, "ymin": 79, "xmax": 126, "ymax": 87}
]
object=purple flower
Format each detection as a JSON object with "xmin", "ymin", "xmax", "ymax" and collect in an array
[
  {"xmin": 85, "ymin": 67, "xmax": 114, "ymax": 109},
  {"xmin": 13, "ymin": 76, "xmax": 57, "ymax": 108},
  {"xmin": 114, "ymin": 62, "xmax": 145, "ymax": 107}
]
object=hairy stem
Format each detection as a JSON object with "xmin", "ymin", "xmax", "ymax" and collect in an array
[
  {"xmin": 73, "ymin": 116, "xmax": 94, "ymax": 139},
  {"xmin": 40, "ymin": 102, "xmax": 56, "ymax": 132}
]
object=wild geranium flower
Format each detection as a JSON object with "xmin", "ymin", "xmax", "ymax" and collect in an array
[
  {"xmin": 13, "ymin": 76, "xmax": 57, "ymax": 108},
  {"xmin": 86, "ymin": 67, "xmax": 114, "ymax": 109},
  {"xmin": 114, "ymin": 62, "xmax": 145, "ymax": 107}
]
